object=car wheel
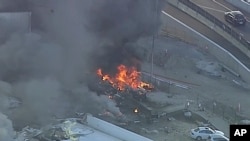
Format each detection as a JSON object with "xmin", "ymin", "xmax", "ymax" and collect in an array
[
  {"xmin": 231, "ymin": 20, "xmax": 236, "ymax": 26},
  {"xmin": 196, "ymin": 136, "xmax": 202, "ymax": 141}
]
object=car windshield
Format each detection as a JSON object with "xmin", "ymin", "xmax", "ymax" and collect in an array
[
  {"xmin": 235, "ymin": 14, "xmax": 245, "ymax": 19},
  {"xmin": 210, "ymin": 129, "xmax": 216, "ymax": 133},
  {"xmin": 194, "ymin": 128, "xmax": 200, "ymax": 132}
]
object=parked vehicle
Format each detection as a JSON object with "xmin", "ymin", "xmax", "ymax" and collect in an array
[
  {"xmin": 190, "ymin": 127, "xmax": 224, "ymax": 140},
  {"xmin": 224, "ymin": 11, "xmax": 247, "ymax": 26},
  {"xmin": 207, "ymin": 134, "xmax": 229, "ymax": 141}
]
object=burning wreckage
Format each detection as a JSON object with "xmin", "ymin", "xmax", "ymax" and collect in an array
[
  {"xmin": 89, "ymin": 64, "xmax": 155, "ymax": 109},
  {"xmin": 87, "ymin": 64, "xmax": 162, "ymax": 121},
  {"xmin": 14, "ymin": 65, "xmax": 157, "ymax": 141},
  {"xmin": 92, "ymin": 64, "xmax": 153, "ymax": 93}
]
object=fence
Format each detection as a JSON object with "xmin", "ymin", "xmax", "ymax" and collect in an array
[
  {"xmin": 178, "ymin": 0, "xmax": 250, "ymax": 50},
  {"xmin": 199, "ymin": 96, "xmax": 246, "ymax": 124}
]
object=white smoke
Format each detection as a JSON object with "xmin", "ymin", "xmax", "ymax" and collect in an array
[
  {"xmin": 0, "ymin": 112, "xmax": 15, "ymax": 141},
  {"xmin": 0, "ymin": 81, "xmax": 13, "ymax": 112},
  {"xmin": 93, "ymin": 95, "xmax": 122, "ymax": 116},
  {"xmin": 0, "ymin": 33, "xmax": 63, "ymax": 81},
  {"xmin": 11, "ymin": 78, "xmax": 68, "ymax": 125},
  {"xmin": 70, "ymin": 86, "xmax": 122, "ymax": 116}
]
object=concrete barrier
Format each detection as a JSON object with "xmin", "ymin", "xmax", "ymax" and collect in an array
[
  {"xmin": 225, "ymin": 0, "xmax": 250, "ymax": 12},
  {"xmin": 167, "ymin": 0, "xmax": 250, "ymax": 58},
  {"xmin": 161, "ymin": 11, "xmax": 250, "ymax": 83}
]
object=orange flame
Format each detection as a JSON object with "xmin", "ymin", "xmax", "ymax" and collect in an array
[
  {"xmin": 96, "ymin": 65, "xmax": 153, "ymax": 91},
  {"xmin": 134, "ymin": 108, "xmax": 139, "ymax": 113}
]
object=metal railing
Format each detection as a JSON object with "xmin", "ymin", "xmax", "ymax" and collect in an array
[{"xmin": 178, "ymin": 0, "xmax": 250, "ymax": 49}]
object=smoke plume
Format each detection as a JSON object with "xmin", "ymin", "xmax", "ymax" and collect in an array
[
  {"xmin": 86, "ymin": 0, "xmax": 162, "ymax": 73},
  {"xmin": 0, "ymin": 0, "xmax": 162, "ymax": 130},
  {"xmin": 0, "ymin": 0, "xmax": 27, "ymax": 12}
]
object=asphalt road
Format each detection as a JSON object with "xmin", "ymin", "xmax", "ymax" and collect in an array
[
  {"xmin": 190, "ymin": 0, "xmax": 250, "ymax": 41},
  {"xmin": 162, "ymin": 2, "xmax": 250, "ymax": 68}
]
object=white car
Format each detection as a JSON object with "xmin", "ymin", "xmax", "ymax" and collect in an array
[
  {"xmin": 190, "ymin": 127, "xmax": 224, "ymax": 140},
  {"xmin": 207, "ymin": 134, "xmax": 229, "ymax": 141}
]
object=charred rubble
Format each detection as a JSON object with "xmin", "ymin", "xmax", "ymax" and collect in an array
[
  {"xmin": 87, "ymin": 75, "xmax": 152, "ymax": 102},
  {"xmin": 86, "ymin": 72, "xmax": 158, "ymax": 124}
]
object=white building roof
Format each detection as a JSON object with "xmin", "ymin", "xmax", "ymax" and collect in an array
[
  {"xmin": 16, "ymin": 114, "xmax": 154, "ymax": 141},
  {"xmin": 60, "ymin": 114, "xmax": 154, "ymax": 141},
  {"xmin": 59, "ymin": 120, "xmax": 123, "ymax": 141},
  {"xmin": 85, "ymin": 114, "xmax": 153, "ymax": 141}
]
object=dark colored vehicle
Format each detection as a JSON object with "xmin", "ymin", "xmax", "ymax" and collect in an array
[{"xmin": 224, "ymin": 11, "xmax": 246, "ymax": 26}]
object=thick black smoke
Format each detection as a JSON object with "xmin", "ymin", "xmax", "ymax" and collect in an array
[
  {"xmin": 0, "ymin": 0, "xmax": 162, "ymax": 131},
  {"xmin": 87, "ymin": 0, "xmax": 159, "ymax": 43},
  {"xmin": 28, "ymin": 0, "xmax": 162, "ymax": 75},
  {"xmin": 86, "ymin": 0, "xmax": 162, "ymax": 74}
]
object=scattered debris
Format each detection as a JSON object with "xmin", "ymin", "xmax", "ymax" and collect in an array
[
  {"xmin": 195, "ymin": 121, "xmax": 211, "ymax": 127},
  {"xmin": 164, "ymin": 126, "xmax": 170, "ymax": 133},
  {"xmin": 167, "ymin": 117, "xmax": 176, "ymax": 121},
  {"xmin": 140, "ymin": 128, "xmax": 159, "ymax": 134},
  {"xmin": 134, "ymin": 120, "xmax": 141, "ymax": 123},
  {"xmin": 184, "ymin": 111, "xmax": 192, "ymax": 118}
]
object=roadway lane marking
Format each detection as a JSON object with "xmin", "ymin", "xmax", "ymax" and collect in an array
[
  {"xmin": 213, "ymin": 0, "xmax": 250, "ymax": 22},
  {"xmin": 161, "ymin": 10, "xmax": 250, "ymax": 72},
  {"xmin": 212, "ymin": 0, "xmax": 231, "ymax": 11},
  {"xmin": 246, "ymin": 18, "xmax": 250, "ymax": 23},
  {"xmin": 162, "ymin": 10, "xmax": 168, "ymax": 16}
]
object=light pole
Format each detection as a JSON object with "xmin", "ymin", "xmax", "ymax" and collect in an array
[{"xmin": 150, "ymin": 0, "xmax": 159, "ymax": 83}]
